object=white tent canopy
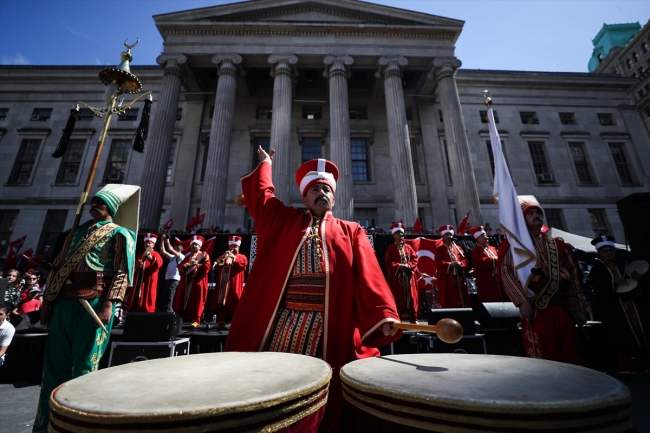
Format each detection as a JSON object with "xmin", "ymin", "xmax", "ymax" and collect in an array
[{"xmin": 546, "ymin": 228, "xmax": 627, "ymax": 252}]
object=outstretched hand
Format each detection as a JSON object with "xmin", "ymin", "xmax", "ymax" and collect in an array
[{"xmin": 258, "ymin": 145, "xmax": 275, "ymax": 163}]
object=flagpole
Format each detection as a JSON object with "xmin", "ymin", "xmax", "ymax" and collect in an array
[{"xmin": 43, "ymin": 40, "xmax": 152, "ymax": 330}]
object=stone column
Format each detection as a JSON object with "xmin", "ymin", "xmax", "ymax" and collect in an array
[
  {"xmin": 268, "ymin": 55, "xmax": 298, "ymax": 204},
  {"xmin": 200, "ymin": 54, "xmax": 242, "ymax": 229},
  {"xmin": 377, "ymin": 56, "xmax": 418, "ymax": 227},
  {"xmin": 324, "ymin": 55, "xmax": 354, "ymax": 221},
  {"xmin": 430, "ymin": 58, "xmax": 482, "ymax": 226},
  {"xmin": 139, "ymin": 55, "xmax": 186, "ymax": 230}
]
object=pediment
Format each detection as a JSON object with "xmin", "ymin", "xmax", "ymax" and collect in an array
[{"xmin": 155, "ymin": 0, "xmax": 463, "ymax": 30}]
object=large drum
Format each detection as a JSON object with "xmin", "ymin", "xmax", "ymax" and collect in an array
[
  {"xmin": 341, "ymin": 354, "xmax": 631, "ymax": 432},
  {"xmin": 48, "ymin": 352, "xmax": 331, "ymax": 432}
]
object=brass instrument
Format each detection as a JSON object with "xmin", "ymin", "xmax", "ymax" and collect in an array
[
  {"xmin": 216, "ymin": 249, "xmax": 236, "ymax": 266},
  {"xmin": 133, "ymin": 243, "xmax": 153, "ymax": 301}
]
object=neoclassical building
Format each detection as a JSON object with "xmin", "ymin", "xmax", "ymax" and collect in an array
[{"xmin": 1, "ymin": 0, "xmax": 649, "ymax": 255}]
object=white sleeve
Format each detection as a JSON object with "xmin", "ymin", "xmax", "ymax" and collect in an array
[{"xmin": 0, "ymin": 323, "xmax": 15, "ymax": 347}]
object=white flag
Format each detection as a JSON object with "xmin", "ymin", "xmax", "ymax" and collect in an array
[{"xmin": 488, "ymin": 109, "xmax": 537, "ymax": 291}]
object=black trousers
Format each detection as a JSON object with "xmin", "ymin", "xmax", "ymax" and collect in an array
[{"xmin": 156, "ymin": 279, "xmax": 179, "ymax": 313}]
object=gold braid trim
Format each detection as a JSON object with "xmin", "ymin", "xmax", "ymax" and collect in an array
[
  {"xmin": 43, "ymin": 223, "xmax": 118, "ymax": 302},
  {"xmin": 533, "ymin": 237, "xmax": 560, "ymax": 310}
]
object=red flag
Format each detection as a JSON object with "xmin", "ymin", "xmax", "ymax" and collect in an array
[
  {"xmin": 541, "ymin": 224, "xmax": 550, "ymax": 234},
  {"xmin": 458, "ymin": 210, "xmax": 471, "ymax": 235},
  {"xmin": 9, "ymin": 235, "xmax": 27, "ymax": 251},
  {"xmin": 201, "ymin": 236, "xmax": 216, "ymax": 256},
  {"xmin": 208, "ymin": 225, "xmax": 215, "ymax": 234},
  {"xmin": 162, "ymin": 218, "xmax": 174, "ymax": 231},
  {"xmin": 413, "ymin": 218, "xmax": 423, "ymax": 234},
  {"xmin": 174, "ymin": 237, "xmax": 193, "ymax": 255},
  {"xmin": 185, "ymin": 216, "xmax": 198, "ymax": 232},
  {"xmin": 4, "ymin": 247, "xmax": 17, "ymax": 268},
  {"xmin": 195, "ymin": 213, "xmax": 206, "ymax": 225},
  {"xmin": 20, "ymin": 248, "xmax": 40, "ymax": 268},
  {"xmin": 405, "ymin": 237, "xmax": 444, "ymax": 292}
]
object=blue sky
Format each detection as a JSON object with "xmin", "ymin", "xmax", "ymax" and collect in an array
[{"xmin": 0, "ymin": 0, "xmax": 648, "ymax": 72}]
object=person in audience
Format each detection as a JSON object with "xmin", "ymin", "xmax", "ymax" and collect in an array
[
  {"xmin": 4, "ymin": 269, "xmax": 23, "ymax": 308},
  {"xmin": 158, "ymin": 235, "xmax": 185, "ymax": 313},
  {"xmin": 0, "ymin": 303, "xmax": 15, "ymax": 367}
]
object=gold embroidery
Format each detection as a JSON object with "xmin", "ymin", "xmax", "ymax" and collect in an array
[
  {"xmin": 90, "ymin": 353, "xmax": 101, "ymax": 372},
  {"xmin": 96, "ymin": 330, "xmax": 107, "ymax": 346},
  {"xmin": 533, "ymin": 238, "xmax": 560, "ymax": 310}
]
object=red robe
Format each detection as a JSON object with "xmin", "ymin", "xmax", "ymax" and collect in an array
[
  {"xmin": 435, "ymin": 242, "xmax": 470, "ymax": 308},
  {"xmin": 173, "ymin": 251, "xmax": 210, "ymax": 323},
  {"xmin": 129, "ymin": 251, "xmax": 163, "ymax": 312},
  {"xmin": 471, "ymin": 244, "xmax": 504, "ymax": 303},
  {"xmin": 384, "ymin": 243, "xmax": 418, "ymax": 321},
  {"xmin": 210, "ymin": 252, "xmax": 248, "ymax": 320},
  {"xmin": 226, "ymin": 161, "xmax": 402, "ymax": 431}
]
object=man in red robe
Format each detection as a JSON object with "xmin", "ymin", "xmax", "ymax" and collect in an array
[
  {"xmin": 384, "ymin": 222, "xmax": 418, "ymax": 322},
  {"xmin": 129, "ymin": 233, "xmax": 163, "ymax": 312},
  {"xmin": 210, "ymin": 235, "xmax": 248, "ymax": 322},
  {"xmin": 226, "ymin": 148, "xmax": 402, "ymax": 432},
  {"xmin": 173, "ymin": 235, "xmax": 210, "ymax": 328},
  {"xmin": 435, "ymin": 224, "xmax": 470, "ymax": 308},
  {"xmin": 499, "ymin": 197, "xmax": 590, "ymax": 365},
  {"xmin": 470, "ymin": 226, "xmax": 504, "ymax": 303}
]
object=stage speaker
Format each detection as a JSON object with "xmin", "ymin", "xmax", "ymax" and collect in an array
[
  {"xmin": 108, "ymin": 338, "xmax": 190, "ymax": 367},
  {"xmin": 474, "ymin": 302, "xmax": 520, "ymax": 329},
  {"xmin": 123, "ymin": 312, "xmax": 182, "ymax": 342},
  {"xmin": 428, "ymin": 308, "xmax": 476, "ymax": 335},
  {"xmin": 616, "ymin": 193, "xmax": 650, "ymax": 261}
]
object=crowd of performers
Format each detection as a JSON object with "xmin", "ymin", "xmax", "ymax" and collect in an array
[{"xmin": 1, "ymin": 153, "xmax": 648, "ymax": 432}]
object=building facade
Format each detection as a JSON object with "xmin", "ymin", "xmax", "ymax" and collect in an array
[{"xmin": 1, "ymin": 0, "xmax": 649, "ymax": 256}]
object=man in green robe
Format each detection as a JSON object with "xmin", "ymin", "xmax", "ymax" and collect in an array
[{"xmin": 33, "ymin": 184, "xmax": 138, "ymax": 432}]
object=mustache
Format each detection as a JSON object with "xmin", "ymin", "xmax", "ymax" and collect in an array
[{"xmin": 314, "ymin": 196, "xmax": 330, "ymax": 204}]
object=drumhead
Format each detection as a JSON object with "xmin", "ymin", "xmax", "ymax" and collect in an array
[
  {"xmin": 626, "ymin": 260, "xmax": 649, "ymax": 277},
  {"xmin": 341, "ymin": 354, "xmax": 631, "ymax": 432},
  {"xmin": 616, "ymin": 279, "xmax": 638, "ymax": 294},
  {"xmin": 51, "ymin": 352, "xmax": 331, "ymax": 430}
]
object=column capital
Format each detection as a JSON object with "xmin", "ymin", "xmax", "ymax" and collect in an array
[
  {"xmin": 268, "ymin": 54, "xmax": 298, "ymax": 78},
  {"xmin": 156, "ymin": 54, "xmax": 187, "ymax": 66},
  {"xmin": 212, "ymin": 54, "xmax": 243, "ymax": 78},
  {"xmin": 376, "ymin": 56, "xmax": 408, "ymax": 79},
  {"xmin": 428, "ymin": 57, "xmax": 462, "ymax": 81},
  {"xmin": 323, "ymin": 55, "xmax": 354, "ymax": 78}
]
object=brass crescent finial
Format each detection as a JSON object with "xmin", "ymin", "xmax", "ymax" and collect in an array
[
  {"xmin": 124, "ymin": 38, "xmax": 140, "ymax": 51},
  {"xmin": 483, "ymin": 89, "xmax": 492, "ymax": 107}
]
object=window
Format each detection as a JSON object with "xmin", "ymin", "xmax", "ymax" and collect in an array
[
  {"xmin": 302, "ymin": 106, "xmax": 322, "ymax": 120},
  {"xmin": 56, "ymin": 139, "xmax": 86, "ymax": 183},
  {"xmin": 643, "ymin": 42, "xmax": 649, "ymax": 53},
  {"xmin": 644, "ymin": 105, "xmax": 650, "ymax": 119},
  {"xmin": 102, "ymin": 139, "xmax": 130, "ymax": 184},
  {"xmin": 633, "ymin": 52, "xmax": 639, "ymax": 62},
  {"xmin": 251, "ymin": 137, "xmax": 271, "ymax": 170},
  {"xmin": 626, "ymin": 59, "xmax": 633, "ymax": 69},
  {"xmin": 639, "ymin": 90, "xmax": 646, "ymax": 98},
  {"xmin": 166, "ymin": 139, "xmax": 177, "ymax": 184},
  {"xmin": 176, "ymin": 108, "xmax": 182, "ymax": 121},
  {"xmin": 608, "ymin": 143, "xmax": 634, "ymax": 183},
  {"xmin": 639, "ymin": 67, "xmax": 645, "ymax": 75},
  {"xmin": 38, "ymin": 210, "xmax": 68, "ymax": 253},
  {"xmin": 558, "ymin": 112, "xmax": 576, "ymax": 125},
  {"xmin": 405, "ymin": 107, "xmax": 413, "ymax": 121},
  {"xmin": 0, "ymin": 210, "xmax": 18, "ymax": 255},
  {"xmin": 0, "ymin": 108, "xmax": 7, "ymax": 121},
  {"xmin": 349, "ymin": 107, "xmax": 367, "ymax": 120},
  {"xmin": 544, "ymin": 209, "xmax": 566, "ymax": 231},
  {"xmin": 351, "ymin": 139, "xmax": 369, "ymax": 181},
  {"xmin": 588, "ymin": 209, "xmax": 610, "ymax": 237},
  {"xmin": 159, "ymin": 210, "xmax": 167, "ymax": 228},
  {"xmin": 520, "ymin": 112, "xmax": 539, "ymax": 125},
  {"xmin": 480, "ymin": 110, "xmax": 499, "ymax": 124},
  {"xmin": 8, "ymin": 139, "xmax": 42, "ymax": 184},
  {"xmin": 568, "ymin": 142, "xmax": 593, "ymax": 183},
  {"xmin": 200, "ymin": 135, "xmax": 210, "ymax": 181},
  {"xmin": 485, "ymin": 140, "xmax": 496, "ymax": 176},
  {"xmin": 597, "ymin": 113, "xmax": 614, "ymax": 126},
  {"xmin": 527, "ymin": 141, "xmax": 553, "ymax": 183},
  {"xmin": 77, "ymin": 108, "xmax": 94, "ymax": 121},
  {"xmin": 438, "ymin": 110, "xmax": 443, "ymax": 123},
  {"xmin": 353, "ymin": 208, "xmax": 378, "ymax": 229},
  {"xmin": 256, "ymin": 106, "xmax": 272, "ymax": 119},
  {"xmin": 301, "ymin": 138, "xmax": 321, "ymax": 162},
  {"xmin": 117, "ymin": 108, "xmax": 138, "ymax": 121},
  {"xmin": 30, "ymin": 108, "xmax": 52, "ymax": 121}
]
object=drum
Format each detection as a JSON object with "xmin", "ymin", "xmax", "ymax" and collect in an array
[
  {"xmin": 341, "ymin": 354, "xmax": 631, "ymax": 432},
  {"xmin": 48, "ymin": 352, "xmax": 331, "ymax": 433},
  {"xmin": 616, "ymin": 279, "xmax": 639, "ymax": 295}
]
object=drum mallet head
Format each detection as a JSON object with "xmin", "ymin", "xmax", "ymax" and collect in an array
[{"xmin": 391, "ymin": 318, "xmax": 463, "ymax": 344}]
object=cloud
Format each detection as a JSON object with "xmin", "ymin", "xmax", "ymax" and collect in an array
[
  {"xmin": 1, "ymin": 53, "xmax": 31, "ymax": 65},
  {"xmin": 60, "ymin": 20, "xmax": 101, "ymax": 44}
]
